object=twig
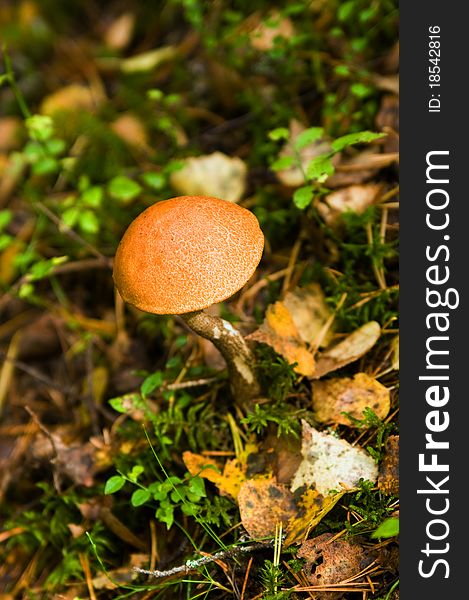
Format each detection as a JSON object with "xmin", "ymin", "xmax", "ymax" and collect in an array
[{"xmin": 134, "ymin": 541, "xmax": 273, "ymax": 579}]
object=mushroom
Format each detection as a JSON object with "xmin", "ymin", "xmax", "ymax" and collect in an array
[{"xmin": 113, "ymin": 195, "xmax": 264, "ymax": 401}]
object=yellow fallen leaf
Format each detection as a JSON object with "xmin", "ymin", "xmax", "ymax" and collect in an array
[
  {"xmin": 247, "ymin": 301, "xmax": 316, "ymax": 376},
  {"xmin": 312, "ymin": 373, "xmax": 390, "ymax": 425},
  {"xmin": 169, "ymin": 152, "xmax": 247, "ymax": 203},
  {"xmin": 110, "ymin": 113, "xmax": 149, "ymax": 149},
  {"xmin": 182, "ymin": 451, "xmax": 246, "ymax": 500},
  {"xmin": 238, "ymin": 477, "xmax": 297, "ymax": 539},
  {"xmin": 285, "ymin": 489, "xmax": 346, "ymax": 546},
  {"xmin": 283, "ymin": 283, "xmax": 333, "ymax": 348},
  {"xmin": 311, "ymin": 321, "xmax": 381, "ymax": 379}
]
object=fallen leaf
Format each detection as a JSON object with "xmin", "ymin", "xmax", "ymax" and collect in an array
[
  {"xmin": 376, "ymin": 95, "xmax": 399, "ymax": 153},
  {"xmin": 283, "ymin": 283, "xmax": 333, "ymax": 347},
  {"xmin": 312, "ymin": 373, "xmax": 390, "ymax": 426},
  {"xmin": 318, "ymin": 184, "xmax": 383, "ymax": 227},
  {"xmin": 247, "ymin": 301, "xmax": 316, "ymax": 376},
  {"xmin": 183, "ymin": 451, "xmax": 246, "ymax": 499},
  {"xmin": 104, "ymin": 12, "xmax": 135, "ymax": 50},
  {"xmin": 290, "ymin": 421, "xmax": 378, "ymax": 495},
  {"xmin": 0, "ymin": 116, "xmax": 23, "ymax": 151},
  {"xmin": 249, "ymin": 10, "xmax": 295, "ymax": 51},
  {"xmin": 40, "ymin": 84, "xmax": 97, "ymax": 115},
  {"xmin": 297, "ymin": 533, "xmax": 373, "ymax": 599},
  {"xmin": 260, "ymin": 432, "xmax": 302, "ymax": 484},
  {"xmin": 169, "ymin": 152, "xmax": 247, "ymax": 202},
  {"xmin": 110, "ymin": 113, "xmax": 149, "ymax": 149},
  {"xmin": 275, "ymin": 119, "xmax": 334, "ymax": 187},
  {"xmin": 238, "ymin": 477, "xmax": 297, "ymax": 539},
  {"xmin": 120, "ymin": 46, "xmax": 178, "ymax": 73},
  {"xmin": 311, "ymin": 321, "xmax": 381, "ymax": 379},
  {"xmin": 378, "ymin": 435, "xmax": 399, "ymax": 495},
  {"xmin": 285, "ymin": 488, "xmax": 345, "ymax": 546},
  {"xmin": 325, "ymin": 148, "xmax": 397, "ymax": 188},
  {"xmin": 390, "ymin": 335, "xmax": 399, "ymax": 371}
]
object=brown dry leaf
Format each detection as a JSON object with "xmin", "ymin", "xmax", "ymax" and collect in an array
[
  {"xmin": 238, "ymin": 477, "xmax": 297, "ymax": 539},
  {"xmin": 0, "ymin": 117, "xmax": 23, "ymax": 151},
  {"xmin": 40, "ymin": 84, "xmax": 97, "ymax": 115},
  {"xmin": 183, "ymin": 451, "xmax": 246, "ymax": 500},
  {"xmin": 169, "ymin": 152, "xmax": 247, "ymax": 202},
  {"xmin": 104, "ymin": 12, "xmax": 135, "ymax": 50},
  {"xmin": 312, "ymin": 373, "xmax": 390, "ymax": 425},
  {"xmin": 247, "ymin": 301, "xmax": 316, "ymax": 376},
  {"xmin": 92, "ymin": 554, "xmax": 148, "ymax": 589},
  {"xmin": 110, "ymin": 113, "xmax": 149, "ymax": 150},
  {"xmin": 249, "ymin": 10, "xmax": 295, "ymax": 51},
  {"xmin": 297, "ymin": 533, "xmax": 373, "ymax": 599},
  {"xmin": 285, "ymin": 488, "xmax": 345, "ymax": 546},
  {"xmin": 326, "ymin": 148, "xmax": 397, "ymax": 188},
  {"xmin": 311, "ymin": 321, "xmax": 381, "ymax": 379},
  {"xmin": 378, "ymin": 435, "xmax": 399, "ymax": 495},
  {"xmin": 260, "ymin": 432, "xmax": 303, "ymax": 484},
  {"xmin": 290, "ymin": 421, "xmax": 378, "ymax": 495},
  {"xmin": 276, "ymin": 119, "xmax": 334, "ymax": 187},
  {"xmin": 317, "ymin": 184, "xmax": 383, "ymax": 228},
  {"xmin": 283, "ymin": 283, "xmax": 333, "ymax": 348}
]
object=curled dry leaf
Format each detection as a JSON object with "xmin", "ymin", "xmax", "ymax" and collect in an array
[
  {"xmin": 290, "ymin": 421, "xmax": 378, "ymax": 495},
  {"xmin": 317, "ymin": 183, "xmax": 383, "ymax": 228},
  {"xmin": 170, "ymin": 152, "xmax": 247, "ymax": 202},
  {"xmin": 247, "ymin": 301, "xmax": 316, "ymax": 376},
  {"xmin": 283, "ymin": 283, "xmax": 333, "ymax": 348},
  {"xmin": 311, "ymin": 321, "xmax": 381, "ymax": 379},
  {"xmin": 275, "ymin": 119, "xmax": 334, "ymax": 187},
  {"xmin": 297, "ymin": 533, "xmax": 373, "ymax": 599},
  {"xmin": 182, "ymin": 451, "xmax": 246, "ymax": 500},
  {"xmin": 378, "ymin": 435, "xmax": 399, "ymax": 495},
  {"xmin": 326, "ymin": 148, "xmax": 398, "ymax": 188},
  {"xmin": 238, "ymin": 477, "xmax": 297, "ymax": 539},
  {"xmin": 312, "ymin": 373, "xmax": 390, "ymax": 426},
  {"xmin": 40, "ymin": 84, "xmax": 97, "ymax": 115}
]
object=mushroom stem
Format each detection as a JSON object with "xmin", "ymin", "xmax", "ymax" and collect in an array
[{"xmin": 181, "ymin": 310, "xmax": 261, "ymax": 403}]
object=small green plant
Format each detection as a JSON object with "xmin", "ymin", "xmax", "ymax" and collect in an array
[
  {"xmin": 343, "ymin": 407, "xmax": 395, "ymax": 462},
  {"xmin": 346, "ymin": 479, "xmax": 396, "ymax": 534},
  {"xmin": 269, "ymin": 126, "xmax": 385, "ymax": 209}
]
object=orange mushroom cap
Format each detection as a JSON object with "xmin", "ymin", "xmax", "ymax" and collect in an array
[{"xmin": 113, "ymin": 195, "xmax": 264, "ymax": 314}]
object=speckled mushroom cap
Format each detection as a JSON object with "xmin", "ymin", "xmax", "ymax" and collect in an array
[{"xmin": 113, "ymin": 195, "xmax": 264, "ymax": 314}]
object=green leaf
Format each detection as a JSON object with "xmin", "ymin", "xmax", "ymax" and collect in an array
[
  {"xmin": 45, "ymin": 138, "xmax": 66, "ymax": 156},
  {"xmin": 104, "ymin": 476, "xmax": 126, "ymax": 494},
  {"xmin": 108, "ymin": 175, "xmax": 142, "ymax": 204},
  {"xmin": 26, "ymin": 115, "xmax": 54, "ymax": 141},
  {"xmin": 142, "ymin": 172, "xmax": 166, "ymax": 190},
  {"xmin": 156, "ymin": 505, "xmax": 174, "ymax": 529},
  {"xmin": 82, "ymin": 186, "xmax": 103, "ymax": 208},
  {"xmin": 32, "ymin": 157, "xmax": 59, "ymax": 175},
  {"xmin": 350, "ymin": 83, "xmax": 373, "ymax": 99},
  {"xmin": 0, "ymin": 209, "xmax": 13, "ymax": 231},
  {"xmin": 141, "ymin": 371, "xmax": 163, "ymax": 398},
  {"xmin": 27, "ymin": 256, "xmax": 68, "ymax": 281},
  {"xmin": 331, "ymin": 131, "xmax": 385, "ymax": 152},
  {"xmin": 293, "ymin": 127, "xmax": 324, "ymax": 151},
  {"xmin": 371, "ymin": 517, "xmax": 399, "ymax": 539},
  {"xmin": 271, "ymin": 155, "xmax": 295, "ymax": 171},
  {"xmin": 189, "ymin": 476, "xmax": 206, "ymax": 498},
  {"xmin": 181, "ymin": 503, "xmax": 199, "ymax": 516},
  {"xmin": 128, "ymin": 465, "xmax": 144, "ymax": 482},
  {"xmin": 293, "ymin": 185, "xmax": 314, "ymax": 209},
  {"xmin": 268, "ymin": 127, "xmax": 290, "ymax": 141},
  {"xmin": 131, "ymin": 488, "xmax": 151, "ymax": 507},
  {"xmin": 305, "ymin": 155, "xmax": 335, "ymax": 182},
  {"xmin": 109, "ymin": 393, "xmax": 141, "ymax": 413},
  {"xmin": 78, "ymin": 210, "xmax": 99, "ymax": 234},
  {"xmin": 62, "ymin": 207, "xmax": 80, "ymax": 228}
]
